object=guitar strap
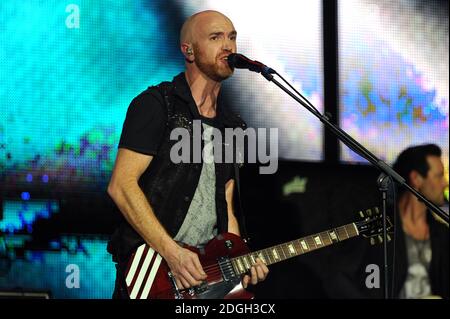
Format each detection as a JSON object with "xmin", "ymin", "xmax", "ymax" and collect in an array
[{"xmin": 156, "ymin": 82, "xmax": 250, "ymax": 243}]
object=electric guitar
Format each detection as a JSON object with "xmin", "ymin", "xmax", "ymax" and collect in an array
[{"xmin": 124, "ymin": 207, "xmax": 392, "ymax": 299}]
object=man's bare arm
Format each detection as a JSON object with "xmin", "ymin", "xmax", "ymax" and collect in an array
[
  {"xmin": 225, "ymin": 178, "xmax": 269, "ymax": 288},
  {"xmin": 108, "ymin": 148, "xmax": 206, "ymax": 288},
  {"xmin": 225, "ymin": 179, "xmax": 240, "ymax": 236}
]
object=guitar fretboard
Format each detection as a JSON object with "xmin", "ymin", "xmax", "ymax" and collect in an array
[{"xmin": 231, "ymin": 223, "xmax": 359, "ymax": 275}]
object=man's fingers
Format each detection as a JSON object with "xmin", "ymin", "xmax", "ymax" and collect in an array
[
  {"xmin": 182, "ymin": 269, "xmax": 202, "ymax": 287},
  {"xmin": 250, "ymin": 266, "xmax": 258, "ymax": 285},
  {"xmin": 257, "ymin": 258, "xmax": 269, "ymax": 271},
  {"xmin": 242, "ymin": 275, "xmax": 250, "ymax": 289},
  {"xmin": 256, "ymin": 264, "xmax": 266, "ymax": 280},
  {"xmin": 255, "ymin": 259, "xmax": 269, "ymax": 278},
  {"xmin": 180, "ymin": 276, "xmax": 190, "ymax": 289},
  {"xmin": 192, "ymin": 255, "xmax": 207, "ymax": 279},
  {"xmin": 175, "ymin": 277, "xmax": 185, "ymax": 290},
  {"xmin": 189, "ymin": 262, "xmax": 206, "ymax": 281}
]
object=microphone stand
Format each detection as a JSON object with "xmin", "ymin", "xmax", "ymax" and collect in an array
[{"xmin": 257, "ymin": 69, "xmax": 449, "ymax": 299}]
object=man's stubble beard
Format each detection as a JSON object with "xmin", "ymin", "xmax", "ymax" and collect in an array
[{"xmin": 194, "ymin": 44, "xmax": 233, "ymax": 82}]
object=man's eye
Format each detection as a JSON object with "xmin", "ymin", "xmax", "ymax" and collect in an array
[{"xmin": 211, "ymin": 36, "xmax": 217, "ymax": 40}]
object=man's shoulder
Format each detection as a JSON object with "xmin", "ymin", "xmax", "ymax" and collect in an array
[
  {"xmin": 134, "ymin": 83, "xmax": 170, "ymax": 104},
  {"xmin": 130, "ymin": 78, "xmax": 179, "ymax": 112}
]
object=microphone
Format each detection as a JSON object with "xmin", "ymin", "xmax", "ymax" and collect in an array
[{"xmin": 226, "ymin": 53, "xmax": 276, "ymax": 74}]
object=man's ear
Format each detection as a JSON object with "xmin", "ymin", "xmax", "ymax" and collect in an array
[
  {"xmin": 409, "ymin": 170, "xmax": 424, "ymax": 190},
  {"xmin": 181, "ymin": 43, "xmax": 194, "ymax": 62}
]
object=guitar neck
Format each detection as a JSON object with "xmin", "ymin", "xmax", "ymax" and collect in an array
[{"xmin": 231, "ymin": 223, "xmax": 359, "ymax": 275}]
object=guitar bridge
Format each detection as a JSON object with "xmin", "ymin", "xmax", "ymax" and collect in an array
[{"xmin": 167, "ymin": 271, "xmax": 184, "ymax": 299}]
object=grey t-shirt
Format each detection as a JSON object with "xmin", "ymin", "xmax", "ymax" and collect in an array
[
  {"xmin": 174, "ymin": 123, "xmax": 218, "ymax": 247},
  {"xmin": 399, "ymin": 233, "xmax": 432, "ymax": 299}
]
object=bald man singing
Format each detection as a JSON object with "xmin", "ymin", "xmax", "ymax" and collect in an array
[{"xmin": 107, "ymin": 10, "xmax": 268, "ymax": 299}]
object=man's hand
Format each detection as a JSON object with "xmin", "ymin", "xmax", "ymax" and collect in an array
[
  {"xmin": 164, "ymin": 245, "xmax": 207, "ymax": 290},
  {"xmin": 242, "ymin": 258, "xmax": 269, "ymax": 288}
]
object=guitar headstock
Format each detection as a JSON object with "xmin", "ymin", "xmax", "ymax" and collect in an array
[{"xmin": 355, "ymin": 207, "xmax": 394, "ymax": 245}]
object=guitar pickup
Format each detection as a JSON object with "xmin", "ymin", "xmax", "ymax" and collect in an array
[{"xmin": 218, "ymin": 257, "xmax": 237, "ymax": 282}]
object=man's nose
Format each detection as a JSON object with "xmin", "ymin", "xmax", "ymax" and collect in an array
[{"xmin": 222, "ymin": 39, "xmax": 234, "ymax": 52}]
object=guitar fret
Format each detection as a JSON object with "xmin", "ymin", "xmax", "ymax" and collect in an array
[
  {"xmin": 266, "ymin": 249, "xmax": 272, "ymax": 262},
  {"xmin": 328, "ymin": 230, "xmax": 338, "ymax": 243},
  {"xmin": 278, "ymin": 245, "xmax": 287, "ymax": 260},
  {"xmin": 287, "ymin": 242, "xmax": 297, "ymax": 256},
  {"xmin": 268, "ymin": 248, "xmax": 275, "ymax": 263},
  {"xmin": 351, "ymin": 223, "xmax": 359, "ymax": 236},
  {"xmin": 336, "ymin": 227, "xmax": 347, "ymax": 241},
  {"xmin": 269, "ymin": 248, "xmax": 276, "ymax": 263},
  {"xmin": 247, "ymin": 256, "xmax": 252, "ymax": 269},
  {"xmin": 296, "ymin": 240, "xmax": 305, "ymax": 254},
  {"xmin": 266, "ymin": 250, "xmax": 273, "ymax": 264},
  {"xmin": 347, "ymin": 223, "xmax": 358, "ymax": 237},
  {"xmin": 268, "ymin": 249, "xmax": 274, "ymax": 264},
  {"xmin": 272, "ymin": 248, "xmax": 280, "ymax": 261},
  {"xmin": 321, "ymin": 234, "xmax": 326, "ymax": 246},
  {"xmin": 312, "ymin": 235, "xmax": 319, "ymax": 248},
  {"xmin": 344, "ymin": 225, "xmax": 353, "ymax": 237},
  {"xmin": 249, "ymin": 254, "xmax": 256, "ymax": 265},
  {"xmin": 273, "ymin": 246, "xmax": 280, "ymax": 261},
  {"xmin": 313, "ymin": 234, "xmax": 323, "ymax": 247},
  {"xmin": 284, "ymin": 244, "xmax": 291, "ymax": 258},
  {"xmin": 317, "ymin": 233, "xmax": 325, "ymax": 247},
  {"xmin": 347, "ymin": 225, "xmax": 354, "ymax": 237},
  {"xmin": 286, "ymin": 243, "xmax": 294, "ymax": 257},
  {"xmin": 343, "ymin": 225, "xmax": 351, "ymax": 239},
  {"xmin": 321, "ymin": 232, "xmax": 332, "ymax": 246},
  {"xmin": 326, "ymin": 231, "xmax": 333, "ymax": 244},
  {"xmin": 256, "ymin": 251, "xmax": 264, "ymax": 265},
  {"xmin": 342, "ymin": 226, "xmax": 349, "ymax": 239},
  {"xmin": 242, "ymin": 255, "xmax": 250, "ymax": 270},
  {"xmin": 258, "ymin": 251, "xmax": 267, "ymax": 265},
  {"xmin": 300, "ymin": 239, "xmax": 309, "ymax": 251},
  {"xmin": 236, "ymin": 258, "xmax": 245, "ymax": 274},
  {"xmin": 306, "ymin": 236, "xmax": 316, "ymax": 250},
  {"xmin": 261, "ymin": 249, "xmax": 272, "ymax": 265}
]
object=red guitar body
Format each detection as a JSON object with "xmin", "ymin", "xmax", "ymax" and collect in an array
[{"xmin": 124, "ymin": 232, "xmax": 254, "ymax": 299}]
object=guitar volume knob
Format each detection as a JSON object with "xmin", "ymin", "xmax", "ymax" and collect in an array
[{"xmin": 225, "ymin": 240, "xmax": 233, "ymax": 249}]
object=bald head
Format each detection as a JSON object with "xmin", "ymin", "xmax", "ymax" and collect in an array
[
  {"xmin": 180, "ymin": 10, "xmax": 234, "ymax": 46},
  {"xmin": 180, "ymin": 10, "xmax": 237, "ymax": 82}
]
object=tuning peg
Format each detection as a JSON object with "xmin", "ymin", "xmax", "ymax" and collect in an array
[
  {"xmin": 370, "ymin": 237, "xmax": 376, "ymax": 245},
  {"xmin": 374, "ymin": 207, "xmax": 380, "ymax": 215},
  {"xmin": 378, "ymin": 235, "xmax": 383, "ymax": 243},
  {"xmin": 359, "ymin": 211, "xmax": 364, "ymax": 218},
  {"xmin": 387, "ymin": 234, "xmax": 391, "ymax": 242},
  {"xmin": 366, "ymin": 209, "xmax": 372, "ymax": 217}
]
